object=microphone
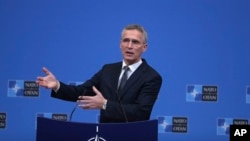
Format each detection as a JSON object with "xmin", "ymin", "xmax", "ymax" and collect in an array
[
  {"xmin": 69, "ymin": 104, "xmax": 77, "ymax": 121},
  {"xmin": 69, "ymin": 90, "xmax": 87, "ymax": 121},
  {"xmin": 116, "ymin": 90, "xmax": 128, "ymax": 122}
]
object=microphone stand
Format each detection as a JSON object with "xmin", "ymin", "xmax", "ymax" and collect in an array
[{"xmin": 116, "ymin": 90, "xmax": 128, "ymax": 122}]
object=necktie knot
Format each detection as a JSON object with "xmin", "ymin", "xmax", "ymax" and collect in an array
[{"xmin": 123, "ymin": 66, "xmax": 129, "ymax": 73}]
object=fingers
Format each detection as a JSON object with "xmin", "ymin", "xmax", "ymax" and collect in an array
[
  {"xmin": 77, "ymin": 99, "xmax": 91, "ymax": 109},
  {"xmin": 77, "ymin": 86, "xmax": 104, "ymax": 110},
  {"xmin": 36, "ymin": 76, "xmax": 43, "ymax": 81},
  {"xmin": 42, "ymin": 67, "xmax": 51, "ymax": 75},
  {"xmin": 36, "ymin": 77, "xmax": 45, "ymax": 86},
  {"xmin": 36, "ymin": 81, "xmax": 48, "ymax": 88},
  {"xmin": 78, "ymin": 96, "xmax": 91, "ymax": 100},
  {"xmin": 92, "ymin": 86, "xmax": 101, "ymax": 96}
]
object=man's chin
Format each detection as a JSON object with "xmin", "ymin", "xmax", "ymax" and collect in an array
[{"xmin": 124, "ymin": 58, "xmax": 138, "ymax": 65}]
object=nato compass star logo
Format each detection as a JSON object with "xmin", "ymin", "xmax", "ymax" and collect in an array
[
  {"xmin": 186, "ymin": 85, "xmax": 202, "ymax": 102},
  {"xmin": 187, "ymin": 84, "xmax": 217, "ymax": 102},
  {"xmin": 158, "ymin": 116, "xmax": 173, "ymax": 133},
  {"xmin": 217, "ymin": 118, "xmax": 250, "ymax": 135},
  {"xmin": 8, "ymin": 80, "xmax": 24, "ymax": 97},
  {"xmin": 88, "ymin": 126, "xmax": 106, "ymax": 141},
  {"xmin": 158, "ymin": 116, "xmax": 188, "ymax": 133},
  {"xmin": 217, "ymin": 118, "xmax": 231, "ymax": 135},
  {"xmin": 8, "ymin": 80, "xmax": 39, "ymax": 97}
]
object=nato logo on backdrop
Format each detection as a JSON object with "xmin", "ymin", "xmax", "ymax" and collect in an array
[
  {"xmin": 0, "ymin": 113, "xmax": 6, "ymax": 129},
  {"xmin": 246, "ymin": 86, "xmax": 250, "ymax": 103},
  {"xmin": 8, "ymin": 80, "xmax": 39, "ymax": 97},
  {"xmin": 158, "ymin": 116, "xmax": 188, "ymax": 133},
  {"xmin": 217, "ymin": 118, "xmax": 249, "ymax": 135},
  {"xmin": 186, "ymin": 84, "xmax": 218, "ymax": 102}
]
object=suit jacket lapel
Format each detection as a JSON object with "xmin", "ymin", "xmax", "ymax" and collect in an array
[
  {"xmin": 119, "ymin": 60, "xmax": 148, "ymax": 98},
  {"xmin": 108, "ymin": 62, "xmax": 123, "ymax": 93}
]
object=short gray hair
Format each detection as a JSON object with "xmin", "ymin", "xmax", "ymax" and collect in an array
[{"xmin": 121, "ymin": 24, "xmax": 148, "ymax": 43}]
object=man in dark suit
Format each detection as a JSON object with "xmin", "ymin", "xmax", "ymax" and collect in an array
[{"xmin": 36, "ymin": 24, "xmax": 162, "ymax": 123}]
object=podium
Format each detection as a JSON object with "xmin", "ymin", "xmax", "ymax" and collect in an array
[{"xmin": 36, "ymin": 117, "xmax": 158, "ymax": 141}]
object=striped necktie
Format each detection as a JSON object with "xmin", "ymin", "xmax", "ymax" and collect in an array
[{"xmin": 118, "ymin": 66, "xmax": 129, "ymax": 93}]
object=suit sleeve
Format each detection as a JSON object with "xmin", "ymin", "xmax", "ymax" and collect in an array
[{"xmin": 51, "ymin": 68, "xmax": 103, "ymax": 102}]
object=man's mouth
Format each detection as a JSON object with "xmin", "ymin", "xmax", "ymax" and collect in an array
[{"xmin": 125, "ymin": 51, "xmax": 134, "ymax": 55}]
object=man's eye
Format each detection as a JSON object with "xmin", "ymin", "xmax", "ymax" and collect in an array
[
  {"xmin": 123, "ymin": 39, "xmax": 130, "ymax": 42},
  {"xmin": 122, "ymin": 39, "xmax": 141, "ymax": 45},
  {"xmin": 132, "ymin": 40, "xmax": 140, "ymax": 45}
]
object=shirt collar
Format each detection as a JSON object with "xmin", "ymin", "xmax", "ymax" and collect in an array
[{"xmin": 122, "ymin": 60, "xmax": 142, "ymax": 72}]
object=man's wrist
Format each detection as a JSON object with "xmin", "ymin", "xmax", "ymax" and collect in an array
[{"xmin": 53, "ymin": 80, "xmax": 60, "ymax": 93}]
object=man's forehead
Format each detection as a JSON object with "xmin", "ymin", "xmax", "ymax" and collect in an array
[
  {"xmin": 123, "ymin": 29, "xmax": 142, "ymax": 33},
  {"xmin": 122, "ymin": 30, "xmax": 143, "ymax": 38}
]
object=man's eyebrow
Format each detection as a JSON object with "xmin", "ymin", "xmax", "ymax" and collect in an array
[{"xmin": 122, "ymin": 38, "xmax": 140, "ymax": 42}]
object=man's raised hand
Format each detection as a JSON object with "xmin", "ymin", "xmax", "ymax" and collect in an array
[{"xmin": 36, "ymin": 67, "xmax": 59, "ymax": 90}]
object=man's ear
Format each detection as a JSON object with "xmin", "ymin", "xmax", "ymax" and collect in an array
[
  {"xmin": 119, "ymin": 39, "xmax": 122, "ymax": 49},
  {"xmin": 142, "ymin": 44, "xmax": 148, "ymax": 52}
]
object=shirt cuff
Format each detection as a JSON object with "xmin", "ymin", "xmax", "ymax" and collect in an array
[
  {"xmin": 102, "ymin": 99, "xmax": 107, "ymax": 110},
  {"xmin": 53, "ymin": 80, "xmax": 60, "ymax": 93}
]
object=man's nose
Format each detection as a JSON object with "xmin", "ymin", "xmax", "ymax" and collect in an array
[{"xmin": 127, "ymin": 41, "xmax": 133, "ymax": 48}]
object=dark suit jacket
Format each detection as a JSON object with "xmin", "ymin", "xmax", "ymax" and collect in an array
[{"xmin": 51, "ymin": 59, "xmax": 162, "ymax": 123}]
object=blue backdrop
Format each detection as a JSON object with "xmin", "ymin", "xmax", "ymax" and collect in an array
[{"xmin": 0, "ymin": 0, "xmax": 250, "ymax": 141}]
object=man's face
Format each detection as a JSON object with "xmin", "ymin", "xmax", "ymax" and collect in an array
[{"xmin": 120, "ymin": 29, "xmax": 147, "ymax": 65}]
